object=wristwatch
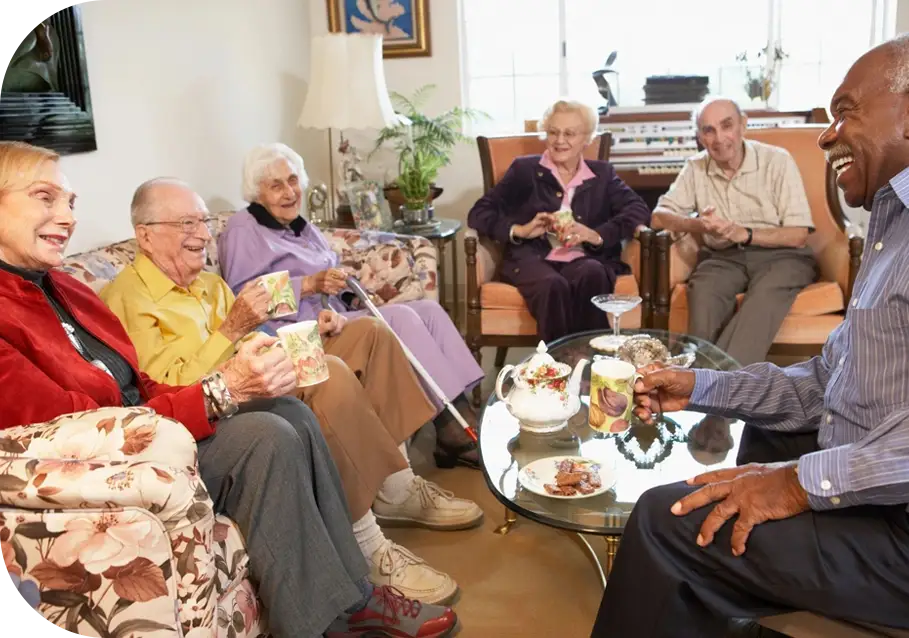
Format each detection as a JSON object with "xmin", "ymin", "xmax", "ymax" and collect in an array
[{"xmin": 738, "ymin": 227, "xmax": 753, "ymax": 249}]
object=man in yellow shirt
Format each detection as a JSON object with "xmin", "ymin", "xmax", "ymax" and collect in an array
[{"xmin": 101, "ymin": 177, "xmax": 483, "ymax": 606}]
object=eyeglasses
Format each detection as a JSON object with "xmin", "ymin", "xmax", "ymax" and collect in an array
[
  {"xmin": 141, "ymin": 216, "xmax": 216, "ymax": 234},
  {"xmin": 546, "ymin": 129, "xmax": 583, "ymax": 141}
]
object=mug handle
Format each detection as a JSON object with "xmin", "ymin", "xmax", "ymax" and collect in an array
[{"xmin": 495, "ymin": 365, "xmax": 516, "ymax": 402}]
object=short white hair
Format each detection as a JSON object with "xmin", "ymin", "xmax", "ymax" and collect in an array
[
  {"xmin": 538, "ymin": 99, "xmax": 598, "ymax": 143},
  {"xmin": 241, "ymin": 143, "xmax": 309, "ymax": 203},
  {"xmin": 692, "ymin": 96, "xmax": 744, "ymax": 129},
  {"xmin": 130, "ymin": 177, "xmax": 190, "ymax": 227},
  {"xmin": 885, "ymin": 34, "xmax": 909, "ymax": 94}
]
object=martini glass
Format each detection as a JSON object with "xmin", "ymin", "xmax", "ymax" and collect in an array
[{"xmin": 591, "ymin": 294, "xmax": 642, "ymax": 351}]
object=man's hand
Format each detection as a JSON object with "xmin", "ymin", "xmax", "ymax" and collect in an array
[
  {"xmin": 303, "ymin": 268, "xmax": 347, "ymax": 296},
  {"xmin": 317, "ymin": 309, "xmax": 346, "ymax": 336},
  {"xmin": 632, "ymin": 363, "xmax": 696, "ymax": 424},
  {"xmin": 672, "ymin": 462, "xmax": 810, "ymax": 556},
  {"xmin": 561, "ymin": 221, "xmax": 603, "ymax": 248},
  {"xmin": 219, "ymin": 281, "xmax": 272, "ymax": 342},
  {"xmin": 219, "ymin": 333, "xmax": 297, "ymax": 403},
  {"xmin": 512, "ymin": 212, "xmax": 553, "ymax": 240}
]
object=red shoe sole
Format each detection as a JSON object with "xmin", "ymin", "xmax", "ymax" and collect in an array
[{"xmin": 325, "ymin": 621, "xmax": 457, "ymax": 638}]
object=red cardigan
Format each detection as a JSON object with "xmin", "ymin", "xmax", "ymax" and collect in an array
[{"xmin": 0, "ymin": 268, "xmax": 214, "ymax": 440}]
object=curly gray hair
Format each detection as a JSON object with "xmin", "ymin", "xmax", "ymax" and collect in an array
[
  {"xmin": 241, "ymin": 143, "xmax": 309, "ymax": 203},
  {"xmin": 885, "ymin": 34, "xmax": 909, "ymax": 94},
  {"xmin": 538, "ymin": 99, "xmax": 599, "ymax": 143}
]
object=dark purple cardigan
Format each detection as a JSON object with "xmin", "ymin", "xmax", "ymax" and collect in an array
[{"xmin": 467, "ymin": 155, "xmax": 650, "ymax": 274}]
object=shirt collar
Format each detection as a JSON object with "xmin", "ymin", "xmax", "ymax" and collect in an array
[
  {"xmin": 706, "ymin": 140, "xmax": 758, "ymax": 179},
  {"xmin": 134, "ymin": 253, "xmax": 207, "ymax": 302},
  {"xmin": 248, "ymin": 202, "xmax": 307, "ymax": 236},
  {"xmin": 539, "ymin": 150, "xmax": 597, "ymax": 189},
  {"xmin": 888, "ymin": 165, "xmax": 909, "ymax": 209}
]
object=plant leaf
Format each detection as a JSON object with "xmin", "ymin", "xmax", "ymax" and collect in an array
[
  {"xmin": 0, "ymin": 474, "xmax": 27, "ymax": 492},
  {"xmin": 111, "ymin": 619, "xmax": 175, "ymax": 638},
  {"xmin": 185, "ymin": 502, "xmax": 210, "ymax": 524},
  {"xmin": 0, "ymin": 437, "xmax": 27, "ymax": 455},
  {"xmin": 151, "ymin": 467, "xmax": 175, "ymax": 484},
  {"xmin": 96, "ymin": 418, "xmax": 116, "ymax": 434},
  {"xmin": 104, "ymin": 557, "xmax": 168, "ymax": 603},
  {"xmin": 79, "ymin": 602, "xmax": 110, "ymax": 638},
  {"xmin": 40, "ymin": 590, "xmax": 88, "ymax": 608},
  {"xmin": 32, "ymin": 560, "xmax": 101, "ymax": 594},
  {"xmin": 108, "ymin": 598, "xmax": 133, "ymax": 621},
  {"xmin": 11, "ymin": 535, "xmax": 27, "ymax": 572},
  {"xmin": 15, "ymin": 521, "xmax": 62, "ymax": 540}
]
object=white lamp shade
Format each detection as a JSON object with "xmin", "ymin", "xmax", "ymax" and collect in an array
[{"xmin": 298, "ymin": 33, "xmax": 401, "ymax": 131}]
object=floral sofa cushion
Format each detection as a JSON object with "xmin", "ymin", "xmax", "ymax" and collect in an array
[
  {"xmin": 0, "ymin": 407, "xmax": 266, "ymax": 638},
  {"xmin": 60, "ymin": 211, "xmax": 439, "ymax": 307}
]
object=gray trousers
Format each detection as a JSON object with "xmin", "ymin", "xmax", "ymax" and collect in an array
[
  {"xmin": 687, "ymin": 246, "xmax": 816, "ymax": 365},
  {"xmin": 196, "ymin": 397, "xmax": 368, "ymax": 638}
]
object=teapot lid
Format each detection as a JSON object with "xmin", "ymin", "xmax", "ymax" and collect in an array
[{"xmin": 518, "ymin": 341, "xmax": 570, "ymax": 380}]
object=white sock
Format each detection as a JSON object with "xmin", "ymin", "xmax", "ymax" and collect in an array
[
  {"xmin": 377, "ymin": 443, "xmax": 417, "ymax": 505},
  {"xmin": 352, "ymin": 510, "xmax": 387, "ymax": 560}
]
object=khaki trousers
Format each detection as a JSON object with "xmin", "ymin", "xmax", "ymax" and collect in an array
[
  {"xmin": 298, "ymin": 317, "xmax": 436, "ymax": 519},
  {"xmin": 686, "ymin": 246, "xmax": 816, "ymax": 366}
]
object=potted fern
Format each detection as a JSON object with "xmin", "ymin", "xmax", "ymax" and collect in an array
[{"xmin": 371, "ymin": 84, "xmax": 484, "ymax": 223}]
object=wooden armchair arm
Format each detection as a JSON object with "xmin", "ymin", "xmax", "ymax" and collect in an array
[{"xmin": 653, "ymin": 231, "xmax": 673, "ymax": 330}]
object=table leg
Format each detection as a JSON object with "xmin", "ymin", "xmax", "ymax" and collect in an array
[
  {"xmin": 451, "ymin": 237, "xmax": 460, "ymax": 329},
  {"xmin": 434, "ymin": 238, "xmax": 449, "ymax": 316},
  {"xmin": 577, "ymin": 534, "xmax": 608, "ymax": 588},
  {"xmin": 494, "ymin": 507, "xmax": 518, "ymax": 535},
  {"xmin": 604, "ymin": 534, "xmax": 621, "ymax": 574}
]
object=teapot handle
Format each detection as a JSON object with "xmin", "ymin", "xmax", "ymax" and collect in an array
[{"xmin": 495, "ymin": 364, "xmax": 516, "ymax": 402}]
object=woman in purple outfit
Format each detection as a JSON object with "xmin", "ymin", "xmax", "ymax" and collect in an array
[
  {"xmin": 218, "ymin": 143, "xmax": 483, "ymax": 469},
  {"xmin": 467, "ymin": 99, "xmax": 651, "ymax": 342}
]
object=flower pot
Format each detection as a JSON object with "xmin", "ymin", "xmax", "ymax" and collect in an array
[{"xmin": 384, "ymin": 185, "xmax": 444, "ymax": 221}]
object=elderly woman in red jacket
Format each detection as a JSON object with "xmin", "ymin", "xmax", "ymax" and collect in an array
[
  {"xmin": 0, "ymin": 142, "xmax": 455, "ymax": 638},
  {"xmin": 468, "ymin": 98, "xmax": 650, "ymax": 341}
]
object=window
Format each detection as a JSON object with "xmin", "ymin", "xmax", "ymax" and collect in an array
[{"xmin": 461, "ymin": 0, "xmax": 897, "ymax": 134}]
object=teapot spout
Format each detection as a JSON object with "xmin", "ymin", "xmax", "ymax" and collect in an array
[{"xmin": 568, "ymin": 358, "xmax": 589, "ymax": 396}]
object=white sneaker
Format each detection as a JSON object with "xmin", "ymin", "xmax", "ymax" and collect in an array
[
  {"xmin": 368, "ymin": 540, "xmax": 458, "ymax": 605},
  {"xmin": 374, "ymin": 476, "xmax": 484, "ymax": 531}
]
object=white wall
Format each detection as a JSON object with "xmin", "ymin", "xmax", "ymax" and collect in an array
[
  {"xmin": 59, "ymin": 0, "xmax": 312, "ymax": 254},
  {"xmin": 304, "ymin": 1, "xmax": 481, "ymax": 319}
]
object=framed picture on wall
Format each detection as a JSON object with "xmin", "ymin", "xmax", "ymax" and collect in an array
[{"xmin": 326, "ymin": 0, "xmax": 431, "ymax": 58}]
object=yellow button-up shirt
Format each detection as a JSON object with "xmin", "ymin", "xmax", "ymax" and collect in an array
[{"xmin": 100, "ymin": 253, "xmax": 236, "ymax": 385}]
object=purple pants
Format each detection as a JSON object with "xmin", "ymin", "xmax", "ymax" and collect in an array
[
  {"xmin": 502, "ymin": 256, "xmax": 616, "ymax": 342},
  {"xmin": 344, "ymin": 300, "xmax": 483, "ymax": 413}
]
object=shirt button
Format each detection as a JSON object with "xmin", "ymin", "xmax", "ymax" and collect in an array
[
  {"xmin": 821, "ymin": 479, "xmax": 832, "ymax": 490},
  {"xmin": 556, "ymin": 191, "xmax": 563, "ymax": 198},
  {"xmin": 851, "ymin": 298, "xmax": 858, "ymax": 307},
  {"xmin": 874, "ymin": 241, "xmax": 883, "ymax": 251},
  {"xmin": 838, "ymin": 356, "xmax": 845, "ymax": 367},
  {"xmin": 830, "ymin": 496, "xmax": 841, "ymax": 506},
  {"xmin": 826, "ymin": 414, "xmax": 832, "ymax": 424}
]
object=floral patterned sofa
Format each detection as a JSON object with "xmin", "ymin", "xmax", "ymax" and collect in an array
[{"xmin": 2, "ymin": 213, "xmax": 439, "ymax": 637}]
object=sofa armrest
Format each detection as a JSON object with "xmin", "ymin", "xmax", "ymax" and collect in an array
[
  {"xmin": 320, "ymin": 227, "xmax": 440, "ymax": 305},
  {"xmin": 3, "ymin": 508, "xmax": 181, "ymax": 637},
  {"xmin": 1, "ymin": 406, "xmax": 198, "ymax": 471}
]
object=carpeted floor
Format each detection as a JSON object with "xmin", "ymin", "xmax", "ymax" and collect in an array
[{"xmin": 390, "ymin": 346, "xmax": 607, "ymax": 638}]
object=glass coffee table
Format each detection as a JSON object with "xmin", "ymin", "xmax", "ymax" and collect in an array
[{"xmin": 479, "ymin": 329, "xmax": 743, "ymax": 585}]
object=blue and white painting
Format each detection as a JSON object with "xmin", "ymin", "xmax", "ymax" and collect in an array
[{"xmin": 330, "ymin": 0, "xmax": 429, "ymax": 56}]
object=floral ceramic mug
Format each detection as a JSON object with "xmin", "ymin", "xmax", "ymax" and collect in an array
[
  {"xmin": 254, "ymin": 270, "xmax": 299, "ymax": 318},
  {"xmin": 276, "ymin": 320, "xmax": 330, "ymax": 387},
  {"xmin": 588, "ymin": 358, "xmax": 642, "ymax": 434}
]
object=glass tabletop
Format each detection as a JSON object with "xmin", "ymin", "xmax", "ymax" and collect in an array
[{"xmin": 478, "ymin": 329, "xmax": 744, "ymax": 536}]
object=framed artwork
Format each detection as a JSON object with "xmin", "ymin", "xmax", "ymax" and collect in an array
[
  {"xmin": 0, "ymin": 6, "xmax": 96, "ymax": 155},
  {"xmin": 344, "ymin": 180, "xmax": 390, "ymax": 231},
  {"xmin": 326, "ymin": 0, "xmax": 431, "ymax": 58}
]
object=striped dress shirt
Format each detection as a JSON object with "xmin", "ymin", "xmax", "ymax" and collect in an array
[{"xmin": 690, "ymin": 165, "xmax": 909, "ymax": 511}]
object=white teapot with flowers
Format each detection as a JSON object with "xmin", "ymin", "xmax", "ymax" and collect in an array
[{"xmin": 494, "ymin": 341, "xmax": 589, "ymax": 433}]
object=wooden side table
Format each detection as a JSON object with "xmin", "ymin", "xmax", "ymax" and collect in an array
[{"xmin": 397, "ymin": 218, "xmax": 463, "ymax": 325}]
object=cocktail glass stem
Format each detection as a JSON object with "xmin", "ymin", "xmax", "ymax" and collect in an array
[{"xmin": 612, "ymin": 312, "xmax": 622, "ymax": 337}]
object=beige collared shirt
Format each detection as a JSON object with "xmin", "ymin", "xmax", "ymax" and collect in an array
[{"xmin": 656, "ymin": 139, "xmax": 814, "ymax": 249}]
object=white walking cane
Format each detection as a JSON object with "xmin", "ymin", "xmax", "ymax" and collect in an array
[{"xmin": 321, "ymin": 277, "xmax": 477, "ymax": 442}]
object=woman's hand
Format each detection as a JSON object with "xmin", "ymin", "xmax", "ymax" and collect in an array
[
  {"xmin": 561, "ymin": 221, "xmax": 603, "ymax": 248},
  {"xmin": 512, "ymin": 212, "xmax": 553, "ymax": 240},
  {"xmin": 317, "ymin": 309, "xmax": 346, "ymax": 336},
  {"xmin": 302, "ymin": 268, "xmax": 347, "ymax": 296},
  {"xmin": 218, "ymin": 333, "xmax": 297, "ymax": 403}
]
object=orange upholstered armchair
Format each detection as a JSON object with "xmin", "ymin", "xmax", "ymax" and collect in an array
[
  {"xmin": 464, "ymin": 132, "xmax": 655, "ymax": 406},
  {"xmin": 652, "ymin": 124, "xmax": 864, "ymax": 357}
]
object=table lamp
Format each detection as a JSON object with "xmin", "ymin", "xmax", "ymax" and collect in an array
[{"xmin": 298, "ymin": 33, "xmax": 406, "ymax": 225}]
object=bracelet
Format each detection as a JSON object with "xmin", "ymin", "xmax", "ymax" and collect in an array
[
  {"xmin": 202, "ymin": 372, "xmax": 239, "ymax": 420},
  {"xmin": 508, "ymin": 225, "xmax": 522, "ymax": 244}
]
